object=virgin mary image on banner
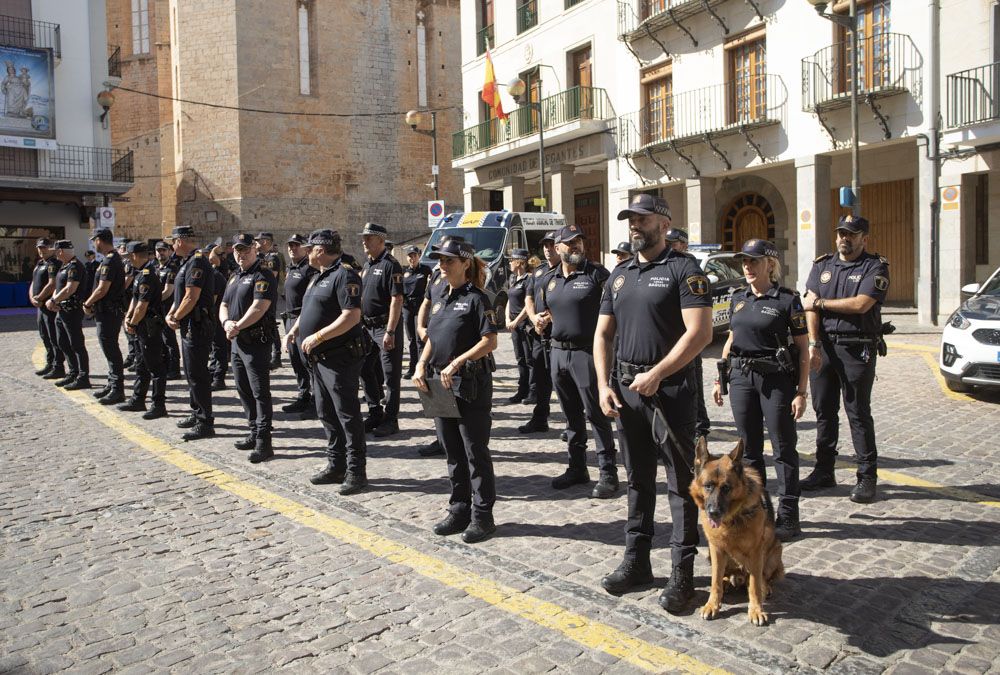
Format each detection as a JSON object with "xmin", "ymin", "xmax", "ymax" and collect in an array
[{"xmin": 0, "ymin": 45, "xmax": 55, "ymax": 141}]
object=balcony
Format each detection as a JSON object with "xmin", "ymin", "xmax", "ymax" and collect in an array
[
  {"xmin": 0, "ymin": 145, "xmax": 134, "ymax": 194},
  {"xmin": 0, "ymin": 14, "xmax": 61, "ymax": 59},
  {"xmin": 566, "ymin": 0, "xmax": 587, "ymax": 7},
  {"xmin": 947, "ymin": 61, "xmax": 1000, "ymax": 129},
  {"xmin": 801, "ymin": 33, "xmax": 919, "ymax": 113},
  {"xmin": 517, "ymin": 1, "xmax": 538, "ymax": 34},
  {"xmin": 618, "ymin": 0, "xmax": 749, "ymax": 48},
  {"xmin": 452, "ymin": 86, "xmax": 615, "ymax": 160},
  {"xmin": 108, "ymin": 45, "xmax": 122, "ymax": 79},
  {"xmin": 476, "ymin": 23, "xmax": 494, "ymax": 56},
  {"xmin": 617, "ymin": 75, "xmax": 786, "ymax": 158}
]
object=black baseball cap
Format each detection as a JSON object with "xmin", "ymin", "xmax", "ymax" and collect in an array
[
  {"xmin": 54, "ymin": 240, "xmax": 74, "ymax": 250},
  {"xmin": 126, "ymin": 241, "xmax": 149, "ymax": 254},
  {"xmin": 511, "ymin": 248, "xmax": 529, "ymax": 260},
  {"xmin": 36, "ymin": 237, "xmax": 53, "ymax": 248},
  {"xmin": 429, "ymin": 240, "xmax": 475, "ymax": 260},
  {"xmin": 254, "ymin": 231, "xmax": 274, "ymax": 241},
  {"xmin": 360, "ymin": 222, "xmax": 388, "ymax": 238},
  {"xmin": 611, "ymin": 241, "xmax": 631, "ymax": 255},
  {"xmin": 154, "ymin": 240, "xmax": 170, "ymax": 250},
  {"xmin": 232, "ymin": 233, "xmax": 255, "ymax": 249},
  {"xmin": 307, "ymin": 229, "xmax": 341, "ymax": 246},
  {"xmin": 287, "ymin": 233, "xmax": 308, "ymax": 245},
  {"xmin": 90, "ymin": 228, "xmax": 113, "ymax": 243},
  {"xmin": 735, "ymin": 238, "xmax": 780, "ymax": 259},
  {"xmin": 665, "ymin": 227, "xmax": 689, "ymax": 244},
  {"xmin": 405, "ymin": 245, "xmax": 421, "ymax": 255},
  {"xmin": 617, "ymin": 193, "xmax": 671, "ymax": 220},
  {"xmin": 539, "ymin": 231, "xmax": 557, "ymax": 244},
  {"xmin": 555, "ymin": 225, "xmax": 584, "ymax": 244},
  {"xmin": 837, "ymin": 215, "xmax": 870, "ymax": 234}
]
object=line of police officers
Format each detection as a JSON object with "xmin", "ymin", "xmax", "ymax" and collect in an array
[{"xmin": 30, "ymin": 198, "xmax": 889, "ymax": 614}]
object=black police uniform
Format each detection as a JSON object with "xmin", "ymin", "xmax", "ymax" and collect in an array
[
  {"xmin": 360, "ymin": 248, "xmax": 404, "ymax": 428},
  {"xmin": 261, "ymin": 249, "xmax": 285, "ymax": 363},
  {"xmin": 805, "ymin": 250, "xmax": 889, "ymax": 483},
  {"xmin": 54, "ymin": 256, "xmax": 90, "ymax": 384},
  {"xmin": 92, "ymin": 249, "xmax": 127, "ymax": 393},
  {"xmin": 209, "ymin": 264, "xmax": 230, "ymax": 386},
  {"xmin": 506, "ymin": 270, "xmax": 532, "ymax": 401},
  {"xmin": 121, "ymin": 257, "xmax": 140, "ymax": 366},
  {"xmin": 284, "ymin": 255, "xmax": 319, "ymax": 405},
  {"xmin": 425, "ymin": 281, "xmax": 499, "ymax": 529},
  {"xmin": 524, "ymin": 262, "xmax": 557, "ymax": 424},
  {"xmin": 33, "ymin": 254, "xmax": 64, "ymax": 374},
  {"xmin": 402, "ymin": 260, "xmax": 432, "ymax": 375},
  {"xmin": 223, "ymin": 259, "xmax": 279, "ymax": 445},
  {"xmin": 174, "ymin": 248, "xmax": 216, "ymax": 428},
  {"xmin": 128, "ymin": 261, "xmax": 168, "ymax": 412},
  {"xmin": 599, "ymin": 247, "xmax": 712, "ymax": 572},
  {"xmin": 298, "ymin": 258, "xmax": 368, "ymax": 479},
  {"xmin": 727, "ymin": 284, "xmax": 807, "ymax": 520},
  {"xmin": 157, "ymin": 253, "xmax": 183, "ymax": 375},
  {"xmin": 84, "ymin": 258, "xmax": 99, "ymax": 296},
  {"xmin": 541, "ymin": 259, "xmax": 617, "ymax": 483}
]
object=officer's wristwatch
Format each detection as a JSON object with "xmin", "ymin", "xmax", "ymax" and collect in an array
[{"xmin": 808, "ymin": 340, "xmax": 820, "ymax": 348}]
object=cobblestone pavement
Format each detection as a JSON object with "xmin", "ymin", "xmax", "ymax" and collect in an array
[{"xmin": 2, "ymin": 309, "xmax": 999, "ymax": 674}]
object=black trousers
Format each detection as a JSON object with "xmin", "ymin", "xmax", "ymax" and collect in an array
[
  {"xmin": 95, "ymin": 310, "xmax": 125, "ymax": 388},
  {"xmin": 510, "ymin": 325, "xmax": 531, "ymax": 399},
  {"xmin": 694, "ymin": 354, "xmax": 711, "ymax": 437},
  {"xmin": 231, "ymin": 335, "xmax": 273, "ymax": 437},
  {"xmin": 526, "ymin": 329, "xmax": 551, "ymax": 421},
  {"xmin": 210, "ymin": 319, "xmax": 230, "ymax": 380},
  {"xmin": 402, "ymin": 305, "xmax": 421, "ymax": 373},
  {"xmin": 811, "ymin": 340, "xmax": 879, "ymax": 479},
  {"xmin": 729, "ymin": 365, "xmax": 800, "ymax": 517},
  {"xmin": 614, "ymin": 369, "xmax": 698, "ymax": 569},
  {"xmin": 55, "ymin": 309, "xmax": 89, "ymax": 377},
  {"xmin": 126, "ymin": 329, "xmax": 139, "ymax": 361},
  {"xmin": 285, "ymin": 315, "xmax": 311, "ymax": 400},
  {"xmin": 271, "ymin": 318, "xmax": 282, "ymax": 360},
  {"xmin": 38, "ymin": 307, "xmax": 64, "ymax": 368},
  {"xmin": 361, "ymin": 323, "xmax": 403, "ymax": 420},
  {"xmin": 162, "ymin": 324, "xmax": 181, "ymax": 370},
  {"xmin": 551, "ymin": 347, "xmax": 616, "ymax": 474},
  {"xmin": 134, "ymin": 323, "xmax": 166, "ymax": 406},
  {"xmin": 434, "ymin": 374, "xmax": 495, "ymax": 523},
  {"xmin": 181, "ymin": 321, "xmax": 213, "ymax": 423},
  {"xmin": 312, "ymin": 350, "xmax": 366, "ymax": 473}
]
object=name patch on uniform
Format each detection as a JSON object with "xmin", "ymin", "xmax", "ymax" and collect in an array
[
  {"xmin": 820, "ymin": 270, "xmax": 832, "ymax": 284},
  {"xmin": 346, "ymin": 283, "xmax": 360, "ymax": 297},
  {"xmin": 648, "ymin": 276, "xmax": 671, "ymax": 289},
  {"xmin": 847, "ymin": 274, "xmax": 862, "ymax": 282},
  {"xmin": 255, "ymin": 280, "xmax": 269, "ymax": 293},
  {"xmin": 371, "ymin": 269, "xmax": 383, "ymax": 277},
  {"xmin": 760, "ymin": 306, "xmax": 782, "ymax": 318},
  {"xmin": 874, "ymin": 275, "xmax": 889, "ymax": 291},
  {"xmin": 686, "ymin": 275, "xmax": 709, "ymax": 295},
  {"xmin": 432, "ymin": 301, "xmax": 443, "ymax": 314},
  {"xmin": 452, "ymin": 302, "xmax": 470, "ymax": 311},
  {"xmin": 612, "ymin": 276, "xmax": 625, "ymax": 292},
  {"xmin": 734, "ymin": 300, "xmax": 746, "ymax": 313}
]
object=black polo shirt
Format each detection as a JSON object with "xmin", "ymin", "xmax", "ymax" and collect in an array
[
  {"xmin": 729, "ymin": 285, "xmax": 807, "ymax": 354},
  {"xmin": 426, "ymin": 282, "xmax": 498, "ymax": 368},
  {"xmin": 212, "ymin": 267, "xmax": 227, "ymax": 309},
  {"xmin": 32, "ymin": 255, "xmax": 59, "ymax": 296},
  {"xmin": 132, "ymin": 261, "xmax": 164, "ymax": 318},
  {"xmin": 341, "ymin": 252, "xmax": 362, "ymax": 272},
  {"xmin": 541, "ymin": 260, "xmax": 609, "ymax": 344},
  {"xmin": 157, "ymin": 254, "xmax": 181, "ymax": 289},
  {"xmin": 173, "ymin": 249, "xmax": 216, "ymax": 321},
  {"xmin": 600, "ymin": 247, "xmax": 712, "ymax": 365},
  {"xmin": 527, "ymin": 262, "xmax": 558, "ymax": 308},
  {"xmin": 424, "ymin": 267, "xmax": 448, "ymax": 303},
  {"xmin": 285, "ymin": 256, "xmax": 318, "ymax": 313},
  {"xmin": 261, "ymin": 250, "xmax": 285, "ymax": 281},
  {"xmin": 805, "ymin": 251, "xmax": 889, "ymax": 335},
  {"xmin": 402, "ymin": 263, "xmax": 432, "ymax": 306},
  {"xmin": 296, "ymin": 259, "xmax": 363, "ymax": 350},
  {"xmin": 222, "ymin": 259, "xmax": 278, "ymax": 328},
  {"xmin": 361, "ymin": 249, "xmax": 403, "ymax": 317},
  {"xmin": 95, "ymin": 250, "xmax": 126, "ymax": 308},
  {"xmin": 507, "ymin": 272, "xmax": 531, "ymax": 321},
  {"xmin": 55, "ymin": 258, "xmax": 86, "ymax": 301}
]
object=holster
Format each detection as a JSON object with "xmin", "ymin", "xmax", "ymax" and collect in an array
[
  {"xmin": 308, "ymin": 336, "xmax": 366, "ymax": 365},
  {"xmin": 717, "ymin": 358, "xmax": 730, "ymax": 395}
]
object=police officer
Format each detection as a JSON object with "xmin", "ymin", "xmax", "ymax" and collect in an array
[
  {"xmin": 119, "ymin": 241, "xmax": 168, "ymax": 419},
  {"xmin": 538, "ymin": 226, "xmax": 619, "ymax": 498},
  {"xmin": 281, "ymin": 233, "xmax": 319, "ymax": 414},
  {"xmin": 166, "ymin": 225, "xmax": 217, "ymax": 441},
  {"xmin": 611, "ymin": 241, "xmax": 633, "ymax": 267},
  {"xmin": 82, "ymin": 228, "xmax": 127, "ymax": 404},
  {"xmin": 359, "ymin": 222, "xmax": 405, "ymax": 438},
  {"xmin": 83, "ymin": 250, "xmax": 98, "ymax": 294},
  {"xmin": 520, "ymin": 231, "xmax": 559, "ymax": 433},
  {"xmin": 254, "ymin": 232, "xmax": 285, "ymax": 370},
  {"xmin": 402, "ymin": 244, "xmax": 432, "ymax": 378},
  {"xmin": 30, "ymin": 238, "xmax": 65, "ymax": 379},
  {"xmin": 46, "ymin": 240, "xmax": 91, "ymax": 390},
  {"xmin": 119, "ymin": 241, "xmax": 140, "ymax": 371},
  {"xmin": 413, "ymin": 239, "xmax": 499, "ymax": 543},
  {"xmin": 505, "ymin": 248, "xmax": 532, "ymax": 404},
  {"xmin": 283, "ymin": 229, "xmax": 368, "ymax": 493},
  {"xmin": 207, "ymin": 243, "xmax": 231, "ymax": 390},
  {"xmin": 221, "ymin": 233, "xmax": 279, "ymax": 463},
  {"xmin": 801, "ymin": 215, "xmax": 889, "ymax": 504},
  {"xmin": 713, "ymin": 239, "xmax": 810, "ymax": 541},
  {"xmin": 594, "ymin": 193, "xmax": 713, "ymax": 613},
  {"xmin": 155, "ymin": 240, "xmax": 183, "ymax": 379}
]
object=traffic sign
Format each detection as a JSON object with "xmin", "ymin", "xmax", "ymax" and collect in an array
[
  {"xmin": 427, "ymin": 200, "xmax": 445, "ymax": 228},
  {"xmin": 98, "ymin": 206, "xmax": 115, "ymax": 229}
]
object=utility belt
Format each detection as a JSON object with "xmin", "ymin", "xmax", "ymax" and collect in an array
[
  {"xmin": 615, "ymin": 360, "xmax": 692, "ymax": 388},
  {"xmin": 551, "ymin": 339, "xmax": 592, "ymax": 353},
  {"xmin": 279, "ymin": 309, "xmax": 300, "ymax": 321},
  {"xmin": 427, "ymin": 356, "xmax": 495, "ymax": 402},
  {"xmin": 729, "ymin": 345, "xmax": 798, "ymax": 378},
  {"xmin": 730, "ymin": 354, "xmax": 783, "ymax": 376},
  {"xmin": 308, "ymin": 336, "xmax": 366, "ymax": 365},
  {"xmin": 95, "ymin": 297, "xmax": 125, "ymax": 316},
  {"xmin": 180, "ymin": 306, "xmax": 216, "ymax": 339},
  {"xmin": 239, "ymin": 318, "xmax": 279, "ymax": 345},
  {"xmin": 362, "ymin": 314, "xmax": 389, "ymax": 329},
  {"xmin": 58, "ymin": 296, "xmax": 83, "ymax": 312},
  {"xmin": 140, "ymin": 313, "xmax": 165, "ymax": 337}
]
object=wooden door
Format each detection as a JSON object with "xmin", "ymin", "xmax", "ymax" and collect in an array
[
  {"xmin": 575, "ymin": 191, "xmax": 602, "ymax": 255},
  {"xmin": 829, "ymin": 178, "xmax": 913, "ymax": 303}
]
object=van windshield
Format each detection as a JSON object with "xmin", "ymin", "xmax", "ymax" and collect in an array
[{"xmin": 422, "ymin": 228, "xmax": 507, "ymax": 263}]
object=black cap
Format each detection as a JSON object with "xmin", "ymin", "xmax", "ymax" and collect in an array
[
  {"xmin": 611, "ymin": 240, "xmax": 631, "ymax": 255},
  {"xmin": 511, "ymin": 248, "xmax": 529, "ymax": 260},
  {"xmin": 360, "ymin": 222, "xmax": 388, "ymax": 237},
  {"xmin": 85, "ymin": 250, "xmax": 95, "ymax": 257},
  {"xmin": 431, "ymin": 235, "xmax": 465, "ymax": 251},
  {"xmin": 169, "ymin": 225, "xmax": 195, "ymax": 239},
  {"xmin": 307, "ymin": 229, "xmax": 341, "ymax": 246},
  {"xmin": 837, "ymin": 215, "xmax": 870, "ymax": 234},
  {"xmin": 665, "ymin": 227, "xmax": 688, "ymax": 244},
  {"xmin": 429, "ymin": 239, "xmax": 475, "ymax": 260},
  {"xmin": 735, "ymin": 238, "xmax": 780, "ymax": 259},
  {"xmin": 254, "ymin": 231, "xmax": 273, "ymax": 241},
  {"xmin": 154, "ymin": 240, "xmax": 169, "ymax": 250},
  {"xmin": 287, "ymin": 233, "xmax": 308, "ymax": 245},
  {"xmin": 555, "ymin": 224, "xmax": 584, "ymax": 244},
  {"xmin": 232, "ymin": 233, "xmax": 255, "ymax": 249},
  {"xmin": 539, "ymin": 231, "xmax": 557, "ymax": 244},
  {"xmin": 54, "ymin": 240, "xmax": 74, "ymax": 250},
  {"xmin": 90, "ymin": 228, "xmax": 113, "ymax": 243},
  {"xmin": 126, "ymin": 241, "xmax": 149, "ymax": 254},
  {"xmin": 36, "ymin": 237, "xmax": 52, "ymax": 248},
  {"xmin": 405, "ymin": 245, "xmax": 421, "ymax": 255},
  {"xmin": 617, "ymin": 193, "xmax": 671, "ymax": 220}
]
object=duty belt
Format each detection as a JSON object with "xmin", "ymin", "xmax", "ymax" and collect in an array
[
  {"xmin": 279, "ymin": 309, "xmax": 300, "ymax": 321},
  {"xmin": 551, "ymin": 339, "xmax": 592, "ymax": 353},
  {"xmin": 730, "ymin": 354, "xmax": 782, "ymax": 376},
  {"xmin": 825, "ymin": 332, "xmax": 878, "ymax": 345},
  {"xmin": 59, "ymin": 297, "xmax": 83, "ymax": 311},
  {"xmin": 362, "ymin": 314, "xmax": 389, "ymax": 329},
  {"xmin": 309, "ymin": 336, "xmax": 366, "ymax": 364},
  {"xmin": 615, "ymin": 360, "xmax": 692, "ymax": 387}
]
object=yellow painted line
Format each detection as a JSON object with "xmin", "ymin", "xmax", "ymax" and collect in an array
[
  {"xmin": 916, "ymin": 351, "xmax": 974, "ymax": 402},
  {"xmin": 31, "ymin": 346, "xmax": 724, "ymax": 674}
]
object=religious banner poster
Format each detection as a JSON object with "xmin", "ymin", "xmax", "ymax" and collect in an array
[{"xmin": 0, "ymin": 45, "xmax": 56, "ymax": 149}]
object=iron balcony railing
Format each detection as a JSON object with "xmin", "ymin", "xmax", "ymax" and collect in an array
[
  {"xmin": 947, "ymin": 61, "xmax": 1000, "ymax": 128},
  {"xmin": 801, "ymin": 32, "xmax": 919, "ymax": 112},
  {"xmin": 616, "ymin": 75, "xmax": 786, "ymax": 156},
  {"xmin": 517, "ymin": 1, "xmax": 538, "ymax": 33},
  {"xmin": 453, "ymin": 86, "xmax": 614, "ymax": 159},
  {"xmin": 617, "ymin": 0, "xmax": 724, "ymax": 41},
  {"xmin": 0, "ymin": 14, "xmax": 61, "ymax": 58},
  {"xmin": 566, "ymin": 0, "xmax": 586, "ymax": 7},
  {"xmin": 476, "ymin": 23, "xmax": 494, "ymax": 56},
  {"xmin": 0, "ymin": 145, "xmax": 134, "ymax": 184},
  {"xmin": 108, "ymin": 45, "xmax": 122, "ymax": 79}
]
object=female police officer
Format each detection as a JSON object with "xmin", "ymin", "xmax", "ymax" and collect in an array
[
  {"xmin": 712, "ymin": 239, "xmax": 810, "ymax": 542},
  {"xmin": 412, "ymin": 239, "xmax": 499, "ymax": 544},
  {"xmin": 505, "ymin": 248, "xmax": 532, "ymax": 404}
]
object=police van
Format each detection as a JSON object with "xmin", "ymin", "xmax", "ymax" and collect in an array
[
  {"xmin": 421, "ymin": 211, "xmax": 566, "ymax": 315},
  {"xmin": 688, "ymin": 244, "xmax": 747, "ymax": 332}
]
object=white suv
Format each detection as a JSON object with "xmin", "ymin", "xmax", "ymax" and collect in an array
[{"xmin": 939, "ymin": 265, "xmax": 1000, "ymax": 392}]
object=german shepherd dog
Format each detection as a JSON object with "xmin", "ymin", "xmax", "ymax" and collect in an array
[{"xmin": 689, "ymin": 437, "xmax": 784, "ymax": 625}]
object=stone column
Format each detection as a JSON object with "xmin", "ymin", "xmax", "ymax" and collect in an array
[
  {"xmin": 550, "ymin": 164, "xmax": 575, "ymax": 225},
  {"xmin": 684, "ymin": 177, "xmax": 717, "ymax": 245},
  {"xmin": 463, "ymin": 186, "xmax": 488, "ymax": 212},
  {"xmin": 794, "ymin": 155, "xmax": 832, "ymax": 292},
  {"xmin": 934, "ymin": 173, "xmax": 971, "ymax": 321},
  {"xmin": 502, "ymin": 176, "xmax": 525, "ymax": 212}
]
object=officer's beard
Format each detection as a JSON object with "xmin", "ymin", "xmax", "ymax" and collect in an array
[
  {"xmin": 560, "ymin": 251, "xmax": 586, "ymax": 267},
  {"xmin": 631, "ymin": 230, "xmax": 657, "ymax": 253},
  {"xmin": 838, "ymin": 240, "xmax": 855, "ymax": 256}
]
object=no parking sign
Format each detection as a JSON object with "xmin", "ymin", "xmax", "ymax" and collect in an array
[
  {"xmin": 427, "ymin": 200, "xmax": 444, "ymax": 228},
  {"xmin": 98, "ymin": 206, "xmax": 115, "ymax": 229}
]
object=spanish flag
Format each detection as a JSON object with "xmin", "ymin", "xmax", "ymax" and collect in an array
[{"xmin": 481, "ymin": 49, "xmax": 507, "ymax": 120}]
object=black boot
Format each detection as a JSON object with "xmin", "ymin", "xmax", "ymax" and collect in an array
[
  {"xmin": 248, "ymin": 436, "xmax": 274, "ymax": 463},
  {"xmin": 35, "ymin": 363, "xmax": 53, "ymax": 377},
  {"xmin": 182, "ymin": 421, "xmax": 215, "ymax": 441},
  {"xmin": 551, "ymin": 468, "xmax": 590, "ymax": 490},
  {"xmin": 142, "ymin": 405, "xmax": 168, "ymax": 420},
  {"xmin": 339, "ymin": 471, "xmax": 368, "ymax": 495},
  {"xmin": 774, "ymin": 511, "xmax": 802, "ymax": 542},
  {"xmin": 92, "ymin": 384, "xmax": 113, "ymax": 400},
  {"xmin": 167, "ymin": 367, "xmax": 182, "ymax": 380},
  {"xmin": 850, "ymin": 477, "xmax": 877, "ymax": 504},
  {"xmin": 518, "ymin": 418, "xmax": 549, "ymax": 434},
  {"xmin": 363, "ymin": 414, "xmax": 384, "ymax": 433},
  {"xmin": 591, "ymin": 472, "xmax": 620, "ymax": 499},
  {"xmin": 601, "ymin": 556, "xmax": 654, "ymax": 594},
  {"xmin": 64, "ymin": 375, "xmax": 92, "ymax": 390},
  {"xmin": 117, "ymin": 397, "xmax": 147, "ymax": 412},
  {"xmin": 418, "ymin": 440, "xmax": 444, "ymax": 457},
  {"xmin": 433, "ymin": 512, "xmax": 470, "ymax": 535},
  {"xmin": 99, "ymin": 388, "xmax": 126, "ymax": 405},
  {"xmin": 123, "ymin": 355, "xmax": 135, "ymax": 370},
  {"xmin": 281, "ymin": 397, "xmax": 312, "ymax": 414},
  {"xmin": 211, "ymin": 377, "xmax": 226, "ymax": 391},
  {"xmin": 269, "ymin": 352, "xmax": 282, "ymax": 370},
  {"xmin": 54, "ymin": 373, "xmax": 77, "ymax": 387},
  {"xmin": 658, "ymin": 565, "xmax": 695, "ymax": 614},
  {"xmin": 310, "ymin": 463, "xmax": 346, "ymax": 485},
  {"xmin": 461, "ymin": 519, "xmax": 496, "ymax": 544},
  {"xmin": 373, "ymin": 418, "xmax": 399, "ymax": 438},
  {"xmin": 176, "ymin": 414, "xmax": 198, "ymax": 429},
  {"xmin": 800, "ymin": 468, "xmax": 836, "ymax": 491},
  {"xmin": 43, "ymin": 366, "xmax": 67, "ymax": 380},
  {"xmin": 234, "ymin": 433, "xmax": 257, "ymax": 451}
]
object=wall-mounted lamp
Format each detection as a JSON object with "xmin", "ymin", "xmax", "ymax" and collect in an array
[{"xmin": 97, "ymin": 89, "xmax": 116, "ymax": 129}]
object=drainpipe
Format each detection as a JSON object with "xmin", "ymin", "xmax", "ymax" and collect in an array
[{"xmin": 929, "ymin": 0, "xmax": 941, "ymax": 325}]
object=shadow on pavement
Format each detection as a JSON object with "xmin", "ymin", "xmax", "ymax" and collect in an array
[{"xmin": 804, "ymin": 513, "xmax": 996, "ymax": 545}]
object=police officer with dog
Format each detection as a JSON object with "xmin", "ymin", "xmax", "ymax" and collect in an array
[
  {"xmin": 801, "ymin": 215, "xmax": 890, "ymax": 504},
  {"xmin": 119, "ymin": 241, "xmax": 169, "ymax": 420},
  {"xmin": 221, "ymin": 233, "xmax": 279, "ymax": 463},
  {"xmin": 281, "ymin": 233, "xmax": 319, "ymax": 415},
  {"xmin": 595, "ymin": 193, "xmax": 713, "ymax": 614},
  {"xmin": 285, "ymin": 229, "xmax": 368, "ymax": 495},
  {"xmin": 402, "ymin": 244, "xmax": 432, "ymax": 378},
  {"xmin": 83, "ymin": 228, "xmax": 127, "ymax": 405},
  {"xmin": 30, "ymin": 238, "xmax": 65, "ymax": 380},
  {"xmin": 46, "ymin": 240, "xmax": 91, "ymax": 390}
]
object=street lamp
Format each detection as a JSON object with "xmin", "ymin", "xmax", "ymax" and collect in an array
[
  {"xmin": 405, "ymin": 109, "xmax": 439, "ymax": 200},
  {"xmin": 807, "ymin": 0, "xmax": 861, "ymax": 217},
  {"xmin": 508, "ymin": 76, "xmax": 547, "ymax": 211}
]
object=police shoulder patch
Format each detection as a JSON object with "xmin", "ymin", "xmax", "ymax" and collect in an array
[
  {"xmin": 485, "ymin": 309, "xmax": 497, "ymax": 325},
  {"xmin": 874, "ymin": 275, "xmax": 889, "ymax": 291},
  {"xmin": 791, "ymin": 312, "xmax": 806, "ymax": 329},
  {"xmin": 878, "ymin": 255, "xmax": 889, "ymax": 265},
  {"xmin": 194, "ymin": 251, "xmax": 203, "ymax": 258},
  {"xmin": 686, "ymin": 275, "xmax": 709, "ymax": 296},
  {"xmin": 139, "ymin": 283, "xmax": 149, "ymax": 294},
  {"xmin": 191, "ymin": 268, "xmax": 203, "ymax": 280},
  {"xmin": 612, "ymin": 275, "xmax": 625, "ymax": 292},
  {"xmin": 143, "ymin": 268, "xmax": 151, "ymax": 275},
  {"xmin": 255, "ymin": 280, "xmax": 269, "ymax": 293},
  {"xmin": 345, "ymin": 283, "xmax": 360, "ymax": 297},
  {"xmin": 734, "ymin": 300, "xmax": 746, "ymax": 313},
  {"xmin": 393, "ymin": 273, "xmax": 403, "ymax": 284}
]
